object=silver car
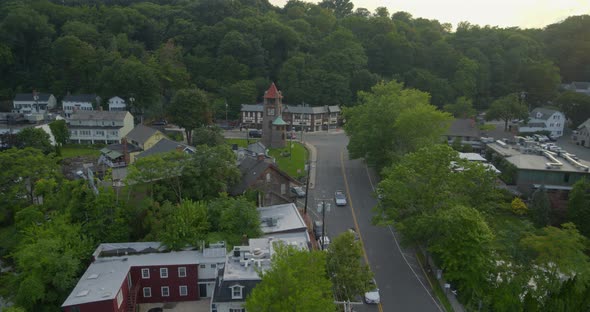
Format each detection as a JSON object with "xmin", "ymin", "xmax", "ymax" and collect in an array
[
  {"xmin": 334, "ymin": 190, "xmax": 347, "ymax": 206},
  {"xmin": 364, "ymin": 279, "xmax": 380, "ymax": 304}
]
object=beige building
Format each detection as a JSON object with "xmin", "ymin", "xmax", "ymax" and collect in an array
[
  {"xmin": 124, "ymin": 124, "xmax": 166, "ymax": 163},
  {"xmin": 68, "ymin": 111, "xmax": 134, "ymax": 144}
]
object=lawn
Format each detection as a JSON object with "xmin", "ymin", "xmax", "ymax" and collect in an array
[
  {"xmin": 268, "ymin": 142, "xmax": 308, "ymax": 179},
  {"xmin": 61, "ymin": 144, "xmax": 102, "ymax": 158},
  {"xmin": 226, "ymin": 139, "xmax": 308, "ymax": 178}
]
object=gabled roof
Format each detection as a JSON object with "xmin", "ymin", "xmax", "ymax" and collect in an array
[
  {"xmin": 13, "ymin": 93, "xmax": 53, "ymax": 102},
  {"xmin": 264, "ymin": 83, "xmax": 282, "ymax": 99},
  {"xmin": 125, "ymin": 124, "xmax": 161, "ymax": 146},
  {"xmin": 272, "ymin": 116, "xmax": 287, "ymax": 126},
  {"xmin": 578, "ymin": 118, "xmax": 590, "ymax": 130},
  {"xmin": 230, "ymin": 156, "xmax": 299, "ymax": 195},
  {"xmin": 529, "ymin": 108, "xmax": 560, "ymax": 121},
  {"xmin": 108, "ymin": 96, "xmax": 125, "ymax": 102},
  {"xmin": 70, "ymin": 111, "xmax": 129, "ymax": 121},
  {"xmin": 247, "ymin": 142, "xmax": 267, "ymax": 155},
  {"xmin": 446, "ymin": 118, "xmax": 479, "ymax": 138},
  {"xmin": 63, "ymin": 94, "xmax": 98, "ymax": 103},
  {"xmin": 136, "ymin": 138, "xmax": 195, "ymax": 159},
  {"xmin": 241, "ymin": 104, "xmax": 264, "ymax": 112},
  {"xmin": 212, "ymin": 272, "xmax": 259, "ymax": 303},
  {"xmin": 328, "ymin": 105, "xmax": 341, "ymax": 113}
]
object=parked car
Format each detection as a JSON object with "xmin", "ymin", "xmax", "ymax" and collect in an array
[
  {"xmin": 286, "ymin": 132, "xmax": 297, "ymax": 139},
  {"xmin": 291, "ymin": 186, "xmax": 305, "ymax": 198},
  {"xmin": 248, "ymin": 129, "xmax": 262, "ymax": 138},
  {"xmin": 313, "ymin": 220, "xmax": 323, "ymax": 239},
  {"xmin": 334, "ymin": 190, "xmax": 347, "ymax": 206},
  {"xmin": 549, "ymin": 134, "xmax": 558, "ymax": 141},
  {"xmin": 318, "ymin": 235, "xmax": 330, "ymax": 250},
  {"xmin": 152, "ymin": 119, "xmax": 167, "ymax": 126},
  {"xmin": 364, "ymin": 279, "xmax": 380, "ymax": 304}
]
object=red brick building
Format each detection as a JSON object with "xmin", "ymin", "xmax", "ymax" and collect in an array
[{"xmin": 61, "ymin": 242, "xmax": 225, "ymax": 312}]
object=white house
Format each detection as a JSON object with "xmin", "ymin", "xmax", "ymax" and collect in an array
[
  {"xmin": 13, "ymin": 92, "xmax": 57, "ymax": 115},
  {"xmin": 62, "ymin": 94, "xmax": 100, "ymax": 118},
  {"xmin": 68, "ymin": 110, "xmax": 134, "ymax": 144},
  {"xmin": 573, "ymin": 118, "xmax": 590, "ymax": 148},
  {"xmin": 518, "ymin": 108, "xmax": 565, "ymax": 137},
  {"xmin": 211, "ymin": 203, "xmax": 310, "ymax": 312},
  {"xmin": 108, "ymin": 96, "xmax": 127, "ymax": 111}
]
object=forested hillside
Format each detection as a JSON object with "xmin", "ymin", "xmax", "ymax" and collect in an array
[{"xmin": 1, "ymin": 0, "xmax": 589, "ymax": 119}]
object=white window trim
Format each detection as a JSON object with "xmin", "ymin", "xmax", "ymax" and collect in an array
[
  {"xmin": 160, "ymin": 267, "xmax": 168, "ymax": 278},
  {"xmin": 179, "ymin": 285, "xmax": 188, "ymax": 296},
  {"xmin": 231, "ymin": 285, "xmax": 244, "ymax": 299},
  {"xmin": 141, "ymin": 268, "xmax": 150, "ymax": 279},
  {"xmin": 178, "ymin": 267, "xmax": 187, "ymax": 277},
  {"xmin": 143, "ymin": 287, "xmax": 151, "ymax": 298},
  {"xmin": 161, "ymin": 286, "xmax": 170, "ymax": 297}
]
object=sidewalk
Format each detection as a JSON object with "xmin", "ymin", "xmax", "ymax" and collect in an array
[{"xmin": 301, "ymin": 140, "xmax": 317, "ymax": 190}]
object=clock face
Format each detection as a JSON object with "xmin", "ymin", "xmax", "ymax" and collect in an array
[{"xmin": 267, "ymin": 108, "xmax": 275, "ymax": 116}]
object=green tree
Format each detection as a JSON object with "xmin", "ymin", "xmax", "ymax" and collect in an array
[
  {"xmin": 16, "ymin": 127, "xmax": 52, "ymax": 154},
  {"xmin": 556, "ymin": 91, "xmax": 590, "ymax": 128},
  {"xmin": 319, "ymin": 0, "xmax": 354, "ymax": 18},
  {"xmin": 375, "ymin": 145, "xmax": 501, "ymax": 243},
  {"xmin": 207, "ymin": 194, "xmax": 262, "ymax": 245},
  {"xmin": 192, "ymin": 126, "xmax": 225, "ymax": 147},
  {"xmin": 156, "ymin": 200, "xmax": 209, "ymax": 250},
  {"xmin": 568, "ymin": 178, "xmax": 590, "ymax": 237},
  {"xmin": 182, "ymin": 144, "xmax": 240, "ymax": 200},
  {"xmin": 530, "ymin": 186, "xmax": 550, "ymax": 228},
  {"xmin": 0, "ymin": 148, "xmax": 60, "ymax": 224},
  {"xmin": 511, "ymin": 197, "xmax": 528, "ymax": 216},
  {"xmin": 486, "ymin": 93, "xmax": 528, "ymax": 131},
  {"xmin": 169, "ymin": 88, "xmax": 212, "ymax": 144},
  {"xmin": 520, "ymin": 60, "xmax": 561, "ymax": 105},
  {"xmin": 244, "ymin": 243, "xmax": 335, "ymax": 311},
  {"xmin": 49, "ymin": 119, "xmax": 69, "ymax": 155},
  {"xmin": 419, "ymin": 205, "xmax": 494, "ymax": 302},
  {"xmin": 444, "ymin": 96, "xmax": 476, "ymax": 118},
  {"xmin": 344, "ymin": 81, "xmax": 452, "ymax": 170},
  {"xmin": 326, "ymin": 231, "xmax": 373, "ymax": 301},
  {"xmin": 10, "ymin": 214, "xmax": 93, "ymax": 311},
  {"xmin": 521, "ymin": 223, "xmax": 590, "ymax": 297}
]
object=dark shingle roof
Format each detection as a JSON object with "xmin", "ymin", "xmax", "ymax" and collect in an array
[
  {"xmin": 446, "ymin": 118, "xmax": 479, "ymax": 138},
  {"xmin": 63, "ymin": 94, "xmax": 98, "ymax": 103},
  {"xmin": 125, "ymin": 124, "xmax": 161, "ymax": 146},
  {"xmin": 212, "ymin": 270, "xmax": 260, "ymax": 303},
  {"xmin": 70, "ymin": 111, "xmax": 129, "ymax": 121},
  {"xmin": 529, "ymin": 108, "xmax": 559, "ymax": 121},
  {"xmin": 241, "ymin": 104, "xmax": 264, "ymax": 112},
  {"xmin": 230, "ymin": 157, "xmax": 272, "ymax": 195},
  {"xmin": 247, "ymin": 142, "xmax": 267, "ymax": 155},
  {"xmin": 136, "ymin": 138, "xmax": 194, "ymax": 159},
  {"xmin": 14, "ymin": 93, "xmax": 53, "ymax": 101}
]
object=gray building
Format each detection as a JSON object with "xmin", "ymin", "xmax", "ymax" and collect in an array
[{"xmin": 241, "ymin": 103, "xmax": 341, "ymax": 132}]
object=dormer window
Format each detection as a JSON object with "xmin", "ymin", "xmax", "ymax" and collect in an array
[{"xmin": 230, "ymin": 285, "xmax": 244, "ymax": 299}]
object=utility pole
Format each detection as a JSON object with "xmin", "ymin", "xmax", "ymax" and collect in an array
[
  {"xmin": 334, "ymin": 300, "xmax": 363, "ymax": 312},
  {"xmin": 316, "ymin": 199, "xmax": 332, "ymax": 250},
  {"xmin": 225, "ymin": 100, "xmax": 228, "ymax": 127}
]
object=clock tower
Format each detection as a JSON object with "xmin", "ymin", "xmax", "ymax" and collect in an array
[{"xmin": 261, "ymin": 83, "xmax": 286, "ymax": 148}]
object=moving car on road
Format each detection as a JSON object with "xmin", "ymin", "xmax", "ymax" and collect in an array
[
  {"xmin": 318, "ymin": 235, "xmax": 331, "ymax": 250},
  {"xmin": 334, "ymin": 190, "xmax": 347, "ymax": 206},
  {"xmin": 364, "ymin": 279, "xmax": 380, "ymax": 304}
]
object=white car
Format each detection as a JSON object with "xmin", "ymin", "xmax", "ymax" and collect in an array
[
  {"xmin": 335, "ymin": 190, "xmax": 347, "ymax": 206},
  {"xmin": 364, "ymin": 279, "xmax": 380, "ymax": 304}
]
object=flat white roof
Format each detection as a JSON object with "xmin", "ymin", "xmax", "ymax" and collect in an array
[
  {"xmin": 257, "ymin": 203, "xmax": 307, "ymax": 234},
  {"xmin": 488, "ymin": 143, "xmax": 590, "ymax": 172},
  {"xmin": 459, "ymin": 152, "xmax": 487, "ymax": 162},
  {"xmin": 63, "ymin": 245, "xmax": 226, "ymax": 307}
]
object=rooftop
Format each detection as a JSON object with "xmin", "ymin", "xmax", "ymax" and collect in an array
[
  {"xmin": 62, "ymin": 242, "xmax": 226, "ymax": 308},
  {"xmin": 125, "ymin": 124, "xmax": 161, "ymax": 146},
  {"xmin": 446, "ymin": 118, "xmax": 479, "ymax": 138},
  {"xmin": 487, "ymin": 141, "xmax": 590, "ymax": 173},
  {"xmin": 257, "ymin": 203, "xmax": 307, "ymax": 235},
  {"xmin": 264, "ymin": 83, "xmax": 282, "ymax": 99},
  {"xmin": 63, "ymin": 94, "xmax": 98, "ymax": 103},
  {"xmin": 69, "ymin": 110, "xmax": 130, "ymax": 121},
  {"xmin": 13, "ymin": 92, "xmax": 53, "ymax": 102},
  {"xmin": 136, "ymin": 138, "xmax": 195, "ymax": 159}
]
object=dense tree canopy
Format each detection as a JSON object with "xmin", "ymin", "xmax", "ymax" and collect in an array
[{"xmin": 0, "ymin": 0, "xmax": 586, "ymax": 119}]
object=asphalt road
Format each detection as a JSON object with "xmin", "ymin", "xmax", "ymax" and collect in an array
[{"xmin": 305, "ymin": 132, "xmax": 443, "ymax": 312}]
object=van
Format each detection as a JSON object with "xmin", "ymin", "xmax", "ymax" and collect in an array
[{"xmin": 248, "ymin": 130, "xmax": 262, "ymax": 138}]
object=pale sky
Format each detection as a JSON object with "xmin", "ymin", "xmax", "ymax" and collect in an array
[{"xmin": 269, "ymin": 0, "xmax": 590, "ymax": 29}]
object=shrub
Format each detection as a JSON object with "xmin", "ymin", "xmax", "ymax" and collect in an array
[{"xmin": 511, "ymin": 198, "xmax": 528, "ymax": 215}]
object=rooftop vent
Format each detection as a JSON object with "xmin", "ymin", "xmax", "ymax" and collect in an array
[
  {"xmin": 76, "ymin": 290, "xmax": 90, "ymax": 297},
  {"xmin": 87, "ymin": 274, "xmax": 99, "ymax": 279}
]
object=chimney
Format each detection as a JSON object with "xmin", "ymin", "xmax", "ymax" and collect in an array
[
  {"xmin": 257, "ymin": 153, "xmax": 265, "ymax": 161},
  {"xmin": 123, "ymin": 138, "xmax": 130, "ymax": 164},
  {"xmin": 241, "ymin": 234, "xmax": 249, "ymax": 246}
]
